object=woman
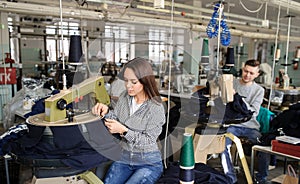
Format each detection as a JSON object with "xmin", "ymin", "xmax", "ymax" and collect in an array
[{"xmin": 92, "ymin": 57, "xmax": 165, "ymax": 184}]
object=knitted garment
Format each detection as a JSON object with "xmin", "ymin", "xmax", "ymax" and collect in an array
[
  {"xmin": 256, "ymin": 106, "xmax": 274, "ymax": 133},
  {"xmin": 231, "ymin": 78, "xmax": 265, "ymax": 130},
  {"xmin": 107, "ymin": 90, "xmax": 166, "ymax": 153}
]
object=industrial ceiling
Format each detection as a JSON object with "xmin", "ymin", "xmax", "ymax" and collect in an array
[{"xmin": 1, "ymin": 0, "xmax": 300, "ymax": 41}]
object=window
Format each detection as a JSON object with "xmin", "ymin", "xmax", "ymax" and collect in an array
[
  {"xmin": 149, "ymin": 29, "xmax": 166, "ymax": 64},
  {"xmin": 104, "ymin": 25, "xmax": 130, "ymax": 63}
]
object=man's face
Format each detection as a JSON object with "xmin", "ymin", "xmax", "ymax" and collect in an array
[{"xmin": 241, "ymin": 65, "xmax": 260, "ymax": 84}]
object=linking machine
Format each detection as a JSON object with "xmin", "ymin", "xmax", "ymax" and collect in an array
[{"xmin": 27, "ymin": 75, "xmax": 110, "ymax": 126}]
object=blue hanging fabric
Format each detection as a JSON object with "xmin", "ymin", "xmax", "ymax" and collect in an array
[
  {"xmin": 206, "ymin": 3, "xmax": 231, "ymax": 46},
  {"xmin": 206, "ymin": 5, "xmax": 220, "ymax": 38},
  {"xmin": 220, "ymin": 19, "xmax": 231, "ymax": 46}
]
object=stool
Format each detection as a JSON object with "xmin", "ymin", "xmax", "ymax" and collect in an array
[
  {"xmin": 31, "ymin": 171, "xmax": 102, "ymax": 184},
  {"xmin": 233, "ymin": 136, "xmax": 254, "ymax": 168},
  {"xmin": 3, "ymin": 154, "xmax": 12, "ymax": 184},
  {"xmin": 17, "ymin": 157, "xmax": 103, "ymax": 184},
  {"xmin": 186, "ymin": 123, "xmax": 253, "ymax": 184}
]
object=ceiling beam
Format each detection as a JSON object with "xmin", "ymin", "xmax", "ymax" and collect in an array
[
  {"xmin": 248, "ymin": 0, "xmax": 300, "ymax": 16},
  {"xmin": 1, "ymin": 1, "xmax": 300, "ymax": 41}
]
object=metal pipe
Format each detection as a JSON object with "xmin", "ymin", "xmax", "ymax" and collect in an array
[
  {"xmin": 59, "ymin": 0, "xmax": 67, "ymax": 90},
  {"xmin": 216, "ymin": 4, "xmax": 224, "ymax": 77},
  {"xmin": 4, "ymin": 0, "xmax": 300, "ymax": 32},
  {"xmin": 1, "ymin": 1, "xmax": 300, "ymax": 41},
  {"xmin": 138, "ymin": 0, "xmax": 300, "ymax": 32},
  {"xmin": 285, "ymin": 16, "xmax": 292, "ymax": 74}
]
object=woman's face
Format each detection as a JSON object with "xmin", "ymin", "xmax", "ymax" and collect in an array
[{"xmin": 123, "ymin": 68, "xmax": 144, "ymax": 97}]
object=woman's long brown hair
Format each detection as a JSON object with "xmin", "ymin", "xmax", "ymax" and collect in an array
[{"xmin": 119, "ymin": 57, "xmax": 162, "ymax": 103}]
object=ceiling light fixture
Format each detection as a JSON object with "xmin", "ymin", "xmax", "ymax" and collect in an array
[
  {"xmin": 2, "ymin": 3, "xmax": 7, "ymax": 8},
  {"xmin": 154, "ymin": 0, "xmax": 164, "ymax": 9}
]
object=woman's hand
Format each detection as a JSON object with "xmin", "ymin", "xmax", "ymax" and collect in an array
[
  {"xmin": 92, "ymin": 103, "xmax": 109, "ymax": 118},
  {"xmin": 104, "ymin": 119, "xmax": 128, "ymax": 134}
]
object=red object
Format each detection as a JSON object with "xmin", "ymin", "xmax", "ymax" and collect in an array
[
  {"xmin": 271, "ymin": 140, "xmax": 300, "ymax": 157},
  {"xmin": 5, "ymin": 53, "xmax": 15, "ymax": 63},
  {"xmin": 5, "ymin": 58, "xmax": 15, "ymax": 63},
  {"xmin": 275, "ymin": 77, "xmax": 279, "ymax": 84},
  {"xmin": 181, "ymin": 11, "xmax": 186, "ymax": 16},
  {"xmin": 0, "ymin": 67, "xmax": 17, "ymax": 84}
]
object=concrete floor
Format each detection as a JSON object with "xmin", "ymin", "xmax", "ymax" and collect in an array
[
  {"xmin": 206, "ymin": 154, "xmax": 299, "ymax": 184},
  {"xmin": 168, "ymin": 132, "xmax": 299, "ymax": 184},
  {"xmin": 1, "ymin": 123, "xmax": 299, "ymax": 184},
  {"xmin": 2, "ymin": 152, "xmax": 296, "ymax": 184}
]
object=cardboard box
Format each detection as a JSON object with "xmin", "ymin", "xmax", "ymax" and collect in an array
[
  {"xmin": 271, "ymin": 140, "xmax": 300, "ymax": 157},
  {"xmin": 218, "ymin": 74, "xmax": 233, "ymax": 103},
  {"xmin": 193, "ymin": 134, "xmax": 226, "ymax": 164}
]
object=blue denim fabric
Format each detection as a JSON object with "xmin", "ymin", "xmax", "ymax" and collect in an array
[
  {"xmin": 104, "ymin": 150, "xmax": 163, "ymax": 184},
  {"xmin": 221, "ymin": 126, "xmax": 261, "ymax": 184},
  {"xmin": 256, "ymin": 152, "xmax": 270, "ymax": 181}
]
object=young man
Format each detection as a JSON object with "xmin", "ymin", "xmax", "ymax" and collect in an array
[{"xmin": 220, "ymin": 59, "xmax": 265, "ymax": 184}]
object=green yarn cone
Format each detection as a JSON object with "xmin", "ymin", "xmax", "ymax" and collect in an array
[
  {"xmin": 201, "ymin": 38, "xmax": 209, "ymax": 65},
  {"xmin": 179, "ymin": 133, "xmax": 195, "ymax": 169},
  {"xmin": 202, "ymin": 38, "xmax": 209, "ymax": 56}
]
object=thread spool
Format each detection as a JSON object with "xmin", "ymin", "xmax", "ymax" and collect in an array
[
  {"xmin": 179, "ymin": 133, "xmax": 195, "ymax": 184},
  {"xmin": 292, "ymin": 47, "xmax": 299, "ymax": 70},
  {"xmin": 68, "ymin": 35, "xmax": 83, "ymax": 64},
  {"xmin": 179, "ymin": 169, "xmax": 194, "ymax": 184},
  {"xmin": 275, "ymin": 48, "xmax": 281, "ymax": 61},
  {"xmin": 201, "ymin": 38, "xmax": 209, "ymax": 65},
  {"xmin": 225, "ymin": 47, "xmax": 235, "ymax": 66},
  {"xmin": 283, "ymin": 74, "xmax": 290, "ymax": 89},
  {"xmin": 295, "ymin": 47, "xmax": 300, "ymax": 59}
]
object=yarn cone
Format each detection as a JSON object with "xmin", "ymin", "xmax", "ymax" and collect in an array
[
  {"xmin": 68, "ymin": 35, "xmax": 83, "ymax": 63},
  {"xmin": 225, "ymin": 47, "xmax": 235, "ymax": 66},
  {"xmin": 201, "ymin": 38, "xmax": 209, "ymax": 65},
  {"xmin": 179, "ymin": 133, "xmax": 195, "ymax": 184}
]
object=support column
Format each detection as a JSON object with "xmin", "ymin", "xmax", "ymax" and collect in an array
[
  {"xmin": 0, "ymin": 12, "xmax": 13, "ymax": 123},
  {"xmin": 0, "ymin": 12, "xmax": 9, "ymax": 60},
  {"xmin": 183, "ymin": 30, "xmax": 201, "ymax": 84},
  {"xmin": 182, "ymin": 0, "xmax": 203, "ymax": 85}
]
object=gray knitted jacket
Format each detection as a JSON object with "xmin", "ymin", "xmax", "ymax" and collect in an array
[
  {"xmin": 232, "ymin": 78, "xmax": 265, "ymax": 130},
  {"xmin": 107, "ymin": 90, "xmax": 166, "ymax": 153}
]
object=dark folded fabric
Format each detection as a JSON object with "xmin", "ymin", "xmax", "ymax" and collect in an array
[
  {"xmin": 270, "ymin": 102, "xmax": 300, "ymax": 138},
  {"xmin": 5, "ymin": 120, "xmax": 121, "ymax": 170},
  {"xmin": 157, "ymin": 162, "xmax": 230, "ymax": 184}
]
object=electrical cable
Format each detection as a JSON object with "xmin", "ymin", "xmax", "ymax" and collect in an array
[
  {"xmin": 239, "ymin": 0, "xmax": 264, "ymax": 13},
  {"xmin": 164, "ymin": 0, "xmax": 174, "ymax": 169},
  {"xmin": 267, "ymin": 4, "xmax": 281, "ymax": 110},
  {"xmin": 284, "ymin": 0, "xmax": 292, "ymax": 75},
  {"xmin": 264, "ymin": 2, "xmax": 268, "ymax": 20},
  {"xmin": 59, "ymin": 0, "xmax": 68, "ymax": 90}
]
